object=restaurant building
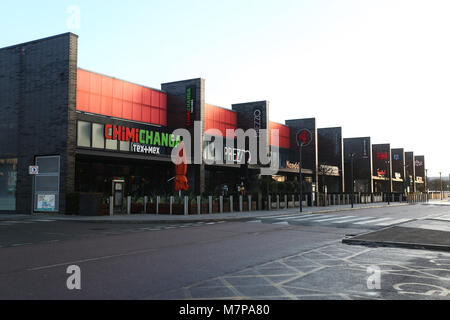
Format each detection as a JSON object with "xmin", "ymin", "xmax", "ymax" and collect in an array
[
  {"xmin": 0, "ymin": 33, "xmax": 428, "ymax": 214},
  {"xmin": 0, "ymin": 33, "xmax": 308, "ymax": 214}
]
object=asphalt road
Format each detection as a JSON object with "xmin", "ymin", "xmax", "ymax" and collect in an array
[{"xmin": 0, "ymin": 203, "xmax": 449, "ymax": 300}]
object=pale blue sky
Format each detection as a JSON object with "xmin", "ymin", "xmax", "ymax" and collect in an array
[{"xmin": 1, "ymin": 0, "xmax": 449, "ymax": 177}]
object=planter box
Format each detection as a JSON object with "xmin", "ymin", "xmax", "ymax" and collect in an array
[
  {"xmin": 100, "ymin": 204, "xmax": 109, "ymax": 216},
  {"xmin": 159, "ymin": 203, "xmax": 170, "ymax": 214},
  {"xmin": 146, "ymin": 203, "xmax": 156, "ymax": 214},
  {"xmin": 172, "ymin": 203, "xmax": 184, "ymax": 215},
  {"xmin": 189, "ymin": 204, "xmax": 198, "ymax": 215},
  {"xmin": 131, "ymin": 203, "xmax": 143, "ymax": 214}
]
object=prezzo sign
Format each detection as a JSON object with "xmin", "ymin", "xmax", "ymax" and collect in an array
[
  {"xmin": 105, "ymin": 124, "xmax": 180, "ymax": 155},
  {"xmin": 253, "ymin": 108, "xmax": 262, "ymax": 137},
  {"xmin": 204, "ymin": 142, "xmax": 252, "ymax": 165},
  {"xmin": 224, "ymin": 147, "xmax": 251, "ymax": 164}
]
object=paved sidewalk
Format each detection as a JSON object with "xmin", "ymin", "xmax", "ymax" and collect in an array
[
  {"xmin": 0, "ymin": 202, "xmax": 408, "ymax": 224},
  {"xmin": 343, "ymin": 218, "xmax": 450, "ymax": 252}
]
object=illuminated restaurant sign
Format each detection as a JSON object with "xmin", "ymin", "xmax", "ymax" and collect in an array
[
  {"xmin": 376, "ymin": 152, "xmax": 388, "ymax": 160},
  {"xmin": 186, "ymin": 86, "xmax": 196, "ymax": 127},
  {"xmin": 286, "ymin": 161, "xmax": 300, "ymax": 170},
  {"xmin": 104, "ymin": 124, "xmax": 180, "ymax": 155}
]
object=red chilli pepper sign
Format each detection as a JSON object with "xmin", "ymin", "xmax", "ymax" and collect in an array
[{"xmin": 296, "ymin": 129, "xmax": 312, "ymax": 147}]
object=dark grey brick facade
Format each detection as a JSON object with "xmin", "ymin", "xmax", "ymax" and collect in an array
[
  {"xmin": 343, "ymin": 137, "xmax": 373, "ymax": 193},
  {"xmin": 0, "ymin": 33, "xmax": 78, "ymax": 214},
  {"xmin": 318, "ymin": 127, "xmax": 344, "ymax": 193},
  {"xmin": 285, "ymin": 118, "xmax": 319, "ymax": 188},
  {"xmin": 161, "ymin": 78, "xmax": 205, "ymax": 194}
]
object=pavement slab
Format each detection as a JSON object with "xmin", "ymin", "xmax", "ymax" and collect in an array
[
  {"xmin": 148, "ymin": 243, "xmax": 450, "ymax": 300},
  {"xmin": 343, "ymin": 221, "xmax": 450, "ymax": 252}
]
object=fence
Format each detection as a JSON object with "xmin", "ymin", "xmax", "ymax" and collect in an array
[
  {"xmin": 428, "ymin": 191, "xmax": 449, "ymax": 200},
  {"xmin": 104, "ymin": 191, "xmax": 428, "ymax": 216}
]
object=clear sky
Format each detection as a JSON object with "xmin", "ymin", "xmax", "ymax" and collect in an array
[{"xmin": 1, "ymin": 0, "xmax": 449, "ymax": 177}]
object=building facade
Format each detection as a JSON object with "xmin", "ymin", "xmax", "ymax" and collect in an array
[{"xmin": 0, "ymin": 33, "xmax": 428, "ymax": 214}]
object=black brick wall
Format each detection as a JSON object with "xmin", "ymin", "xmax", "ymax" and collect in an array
[
  {"xmin": 0, "ymin": 33, "xmax": 78, "ymax": 214},
  {"xmin": 318, "ymin": 127, "xmax": 344, "ymax": 193},
  {"xmin": 161, "ymin": 78, "xmax": 205, "ymax": 194},
  {"xmin": 285, "ymin": 118, "xmax": 319, "ymax": 187},
  {"xmin": 343, "ymin": 137, "xmax": 373, "ymax": 193}
]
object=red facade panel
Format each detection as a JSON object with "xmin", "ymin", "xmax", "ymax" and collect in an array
[
  {"xmin": 269, "ymin": 121, "xmax": 290, "ymax": 149},
  {"xmin": 77, "ymin": 69, "xmax": 167, "ymax": 126},
  {"xmin": 204, "ymin": 104, "xmax": 237, "ymax": 137}
]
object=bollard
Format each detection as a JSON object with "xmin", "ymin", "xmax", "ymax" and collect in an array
[
  {"xmin": 239, "ymin": 195, "xmax": 243, "ymax": 212},
  {"xmin": 184, "ymin": 196, "xmax": 189, "ymax": 216},
  {"xmin": 144, "ymin": 196, "xmax": 148, "ymax": 214},
  {"xmin": 170, "ymin": 196, "xmax": 174, "ymax": 215},
  {"xmin": 284, "ymin": 194, "xmax": 288, "ymax": 209},
  {"xmin": 220, "ymin": 196, "xmax": 224, "ymax": 213},
  {"xmin": 276, "ymin": 195, "xmax": 280, "ymax": 210},
  {"xmin": 156, "ymin": 196, "xmax": 160, "ymax": 214},
  {"xmin": 197, "ymin": 196, "xmax": 201, "ymax": 215},
  {"xmin": 268, "ymin": 195, "xmax": 272, "ymax": 211},
  {"xmin": 109, "ymin": 196, "xmax": 114, "ymax": 216},
  {"xmin": 292, "ymin": 194, "xmax": 295, "ymax": 208},
  {"xmin": 230, "ymin": 195, "xmax": 234, "ymax": 213},
  {"xmin": 333, "ymin": 194, "xmax": 336, "ymax": 206},
  {"xmin": 328, "ymin": 195, "xmax": 331, "ymax": 207},
  {"xmin": 209, "ymin": 196, "xmax": 213, "ymax": 214},
  {"xmin": 305, "ymin": 195, "xmax": 309, "ymax": 207},
  {"xmin": 248, "ymin": 195, "xmax": 252, "ymax": 211},
  {"xmin": 127, "ymin": 196, "xmax": 131, "ymax": 215},
  {"xmin": 346, "ymin": 194, "xmax": 350, "ymax": 205}
]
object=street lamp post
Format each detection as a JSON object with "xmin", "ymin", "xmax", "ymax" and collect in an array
[
  {"xmin": 349, "ymin": 153, "xmax": 355, "ymax": 208},
  {"xmin": 299, "ymin": 145, "xmax": 303, "ymax": 213},
  {"xmin": 296, "ymin": 129, "xmax": 312, "ymax": 213},
  {"xmin": 386, "ymin": 159, "xmax": 391, "ymax": 205}
]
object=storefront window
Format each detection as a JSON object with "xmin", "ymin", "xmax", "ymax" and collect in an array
[
  {"xmin": 92, "ymin": 123, "xmax": 105, "ymax": 149},
  {"xmin": 120, "ymin": 141, "xmax": 130, "ymax": 152},
  {"xmin": 77, "ymin": 121, "xmax": 91, "ymax": 147},
  {"xmin": 106, "ymin": 138, "xmax": 117, "ymax": 150},
  {"xmin": 0, "ymin": 158, "xmax": 17, "ymax": 211}
]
